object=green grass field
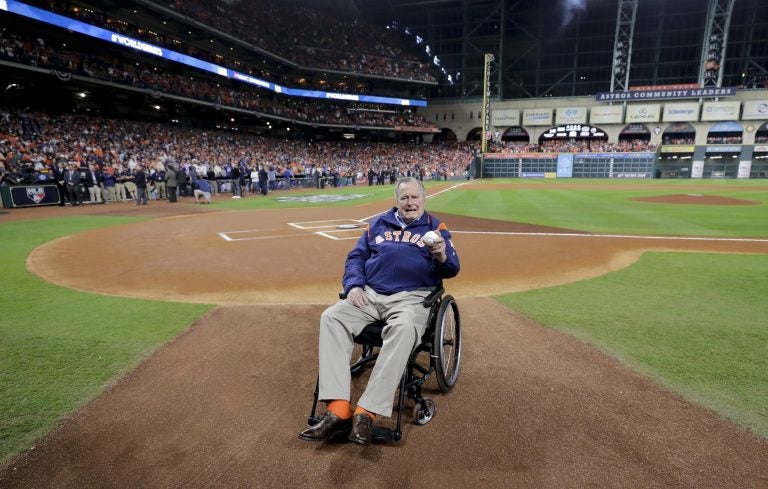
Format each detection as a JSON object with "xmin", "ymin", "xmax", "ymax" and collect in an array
[
  {"xmin": 496, "ymin": 252, "xmax": 768, "ymax": 436},
  {"xmin": 431, "ymin": 178, "xmax": 768, "ymax": 236},
  {"xmin": 1, "ymin": 178, "xmax": 766, "ymax": 465}
]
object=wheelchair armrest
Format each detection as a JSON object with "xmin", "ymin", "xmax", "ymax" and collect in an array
[{"xmin": 422, "ymin": 286, "xmax": 444, "ymax": 308}]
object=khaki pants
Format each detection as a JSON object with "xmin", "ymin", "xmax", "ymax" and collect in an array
[
  {"xmin": 155, "ymin": 181, "xmax": 167, "ymax": 199},
  {"xmin": 124, "ymin": 182, "xmax": 137, "ymax": 199},
  {"xmin": 105, "ymin": 186, "xmax": 117, "ymax": 202},
  {"xmin": 88, "ymin": 185, "xmax": 103, "ymax": 203},
  {"xmin": 115, "ymin": 183, "xmax": 126, "ymax": 201},
  {"xmin": 318, "ymin": 287, "xmax": 431, "ymax": 417}
]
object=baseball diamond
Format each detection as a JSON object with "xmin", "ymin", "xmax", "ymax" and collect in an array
[{"xmin": 1, "ymin": 181, "xmax": 767, "ymax": 488}]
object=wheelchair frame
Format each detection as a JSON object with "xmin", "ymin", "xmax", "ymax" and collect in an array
[{"xmin": 307, "ymin": 286, "xmax": 462, "ymax": 442}]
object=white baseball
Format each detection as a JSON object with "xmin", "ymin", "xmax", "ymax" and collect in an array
[{"xmin": 422, "ymin": 231, "xmax": 439, "ymax": 246}]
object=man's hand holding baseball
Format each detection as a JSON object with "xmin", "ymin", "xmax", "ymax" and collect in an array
[{"xmin": 427, "ymin": 236, "xmax": 447, "ymax": 263}]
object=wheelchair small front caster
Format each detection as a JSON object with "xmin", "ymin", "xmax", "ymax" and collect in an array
[{"xmin": 412, "ymin": 398, "xmax": 436, "ymax": 425}]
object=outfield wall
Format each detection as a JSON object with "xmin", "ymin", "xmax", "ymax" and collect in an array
[
  {"xmin": 480, "ymin": 152, "xmax": 655, "ymax": 179},
  {"xmin": 480, "ymin": 146, "xmax": 768, "ymax": 179}
]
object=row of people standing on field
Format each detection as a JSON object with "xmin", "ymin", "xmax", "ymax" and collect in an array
[
  {"xmin": 174, "ymin": 161, "xmax": 286, "ymax": 198},
  {"xmin": 50, "ymin": 159, "xmax": 178, "ymax": 205}
]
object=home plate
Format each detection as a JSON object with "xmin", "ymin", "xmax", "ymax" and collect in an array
[{"xmin": 337, "ymin": 224, "xmax": 361, "ymax": 229}]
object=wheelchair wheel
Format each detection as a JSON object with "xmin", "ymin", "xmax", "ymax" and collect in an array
[
  {"xmin": 433, "ymin": 295, "xmax": 461, "ymax": 392},
  {"xmin": 412, "ymin": 398, "xmax": 436, "ymax": 425}
]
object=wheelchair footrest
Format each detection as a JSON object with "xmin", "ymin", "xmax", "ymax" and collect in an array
[{"xmin": 372, "ymin": 426, "xmax": 401, "ymax": 443}]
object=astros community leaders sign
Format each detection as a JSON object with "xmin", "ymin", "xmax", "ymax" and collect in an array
[{"xmin": 595, "ymin": 87, "xmax": 736, "ymax": 101}]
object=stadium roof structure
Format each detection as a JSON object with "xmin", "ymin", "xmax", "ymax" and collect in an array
[{"xmin": 346, "ymin": 0, "xmax": 768, "ymax": 101}]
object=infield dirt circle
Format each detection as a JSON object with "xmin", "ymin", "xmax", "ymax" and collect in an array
[{"xmin": 2, "ymin": 182, "xmax": 767, "ymax": 488}]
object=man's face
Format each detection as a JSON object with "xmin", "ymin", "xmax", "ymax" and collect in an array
[{"xmin": 396, "ymin": 181, "xmax": 425, "ymax": 224}]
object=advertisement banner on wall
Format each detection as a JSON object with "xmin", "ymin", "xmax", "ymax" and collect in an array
[
  {"xmin": 589, "ymin": 105, "xmax": 624, "ymax": 124},
  {"xmin": 556, "ymin": 153, "xmax": 574, "ymax": 178},
  {"xmin": 738, "ymin": 161, "xmax": 752, "ymax": 178},
  {"xmin": 6, "ymin": 184, "xmax": 61, "ymax": 207},
  {"xmin": 705, "ymin": 145, "xmax": 741, "ymax": 153},
  {"xmin": 596, "ymin": 87, "xmax": 735, "ymax": 101},
  {"xmin": 660, "ymin": 145, "xmax": 695, "ymax": 153},
  {"xmin": 691, "ymin": 160, "xmax": 704, "ymax": 178},
  {"xmin": 741, "ymin": 100, "xmax": 768, "ymax": 120},
  {"xmin": 522, "ymin": 108, "xmax": 553, "ymax": 126},
  {"xmin": 555, "ymin": 107, "xmax": 587, "ymax": 124},
  {"xmin": 662, "ymin": 102, "xmax": 700, "ymax": 122},
  {"xmin": 491, "ymin": 109, "xmax": 520, "ymax": 126},
  {"xmin": 625, "ymin": 104, "xmax": 661, "ymax": 123},
  {"xmin": 701, "ymin": 101, "xmax": 741, "ymax": 121}
]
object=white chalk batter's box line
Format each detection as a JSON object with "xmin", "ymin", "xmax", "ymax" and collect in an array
[
  {"xmin": 218, "ymin": 183, "xmax": 472, "ymax": 242},
  {"xmin": 220, "ymin": 219, "xmax": 768, "ymax": 243},
  {"xmin": 218, "ymin": 219, "xmax": 367, "ymax": 242},
  {"xmin": 288, "ymin": 219, "xmax": 367, "ymax": 230}
]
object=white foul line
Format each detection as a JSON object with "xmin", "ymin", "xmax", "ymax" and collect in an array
[
  {"xmin": 357, "ymin": 181, "xmax": 470, "ymax": 222},
  {"xmin": 451, "ymin": 230, "xmax": 768, "ymax": 243}
]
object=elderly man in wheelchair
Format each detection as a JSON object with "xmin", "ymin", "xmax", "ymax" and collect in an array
[{"xmin": 300, "ymin": 177, "xmax": 461, "ymax": 446}]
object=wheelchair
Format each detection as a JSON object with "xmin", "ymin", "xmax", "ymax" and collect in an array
[{"xmin": 307, "ymin": 285, "xmax": 462, "ymax": 442}]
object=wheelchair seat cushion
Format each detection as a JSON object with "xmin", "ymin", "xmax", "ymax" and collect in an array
[{"xmin": 354, "ymin": 321, "xmax": 385, "ymax": 347}]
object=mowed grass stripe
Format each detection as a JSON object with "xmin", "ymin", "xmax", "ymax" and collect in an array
[
  {"xmin": 497, "ymin": 252, "xmax": 768, "ymax": 437},
  {"xmin": 431, "ymin": 181, "xmax": 768, "ymax": 237}
]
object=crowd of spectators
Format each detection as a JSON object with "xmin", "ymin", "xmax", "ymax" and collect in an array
[
  {"xmin": 28, "ymin": 0, "xmax": 436, "ymax": 83},
  {"xmin": 737, "ymin": 70, "xmax": 768, "ymax": 90},
  {"xmin": 706, "ymin": 135, "xmax": 743, "ymax": 144},
  {"xmin": 164, "ymin": 0, "xmax": 435, "ymax": 81},
  {"xmin": 0, "ymin": 27, "xmax": 437, "ymax": 131},
  {"xmin": 661, "ymin": 136, "xmax": 696, "ymax": 145},
  {"xmin": 487, "ymin": 138, "xmax": 656, "ymax": 154},
  {"xmin": 0, "ymin": 107, "xmax": 475, "ymax": 195}
]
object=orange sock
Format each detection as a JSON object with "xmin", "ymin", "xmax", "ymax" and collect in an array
[
  {"xmin": 327, "ymin": 400, "xmax": 352, "ymax": 419},
  {"xmin": 354, "ymin": 406, "xmax": 376, "ymax": 421}
]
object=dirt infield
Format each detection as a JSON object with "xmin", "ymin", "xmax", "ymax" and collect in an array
[{"xmin": 2, "ymin": 186, "xmax": 768, "ymax": 488}]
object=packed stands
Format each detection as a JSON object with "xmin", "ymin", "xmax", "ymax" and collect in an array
[
  {"xmin": 0, "ymin": 27, "xmax": 436, "ymax": 132},
  {"xmin": 24, "ymin": 0, "xmax": 436, "ymax": 83},
  {"xmin": 0, "ymin": 107, "xmax": 476, "ymax": 190}
]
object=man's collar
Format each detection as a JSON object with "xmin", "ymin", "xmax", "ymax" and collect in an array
[{"xmin": 394, "ymin": 208, "xmax": 425, "ymax": 228}]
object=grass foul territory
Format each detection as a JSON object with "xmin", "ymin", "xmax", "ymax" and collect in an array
[{"xmin": 0, "ymin": 216, "xmax": 212, "ymax": 465}]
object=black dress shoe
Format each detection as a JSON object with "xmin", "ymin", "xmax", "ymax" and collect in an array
[
  {"xmin": 348, "ymin": 413, "xmax": 373, "ymax": 446},
  {"xmin": 298, "ymin": 411, "xmax": 352, "ymax": 442}
]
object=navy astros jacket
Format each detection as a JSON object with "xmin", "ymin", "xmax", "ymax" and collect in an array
[{"xmin": 343, "ymin": 208, "xmax": 460, "ymax": 295}]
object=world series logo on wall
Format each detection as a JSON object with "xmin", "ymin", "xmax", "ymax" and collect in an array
[{"xmin": 26, "ymin": 187, "xmax": 46, "ymax": 204}]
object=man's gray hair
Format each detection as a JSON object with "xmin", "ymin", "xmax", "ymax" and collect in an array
[{"xmin": 394, "ymin": 177, "xmax": 426, "ymax": 199}]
